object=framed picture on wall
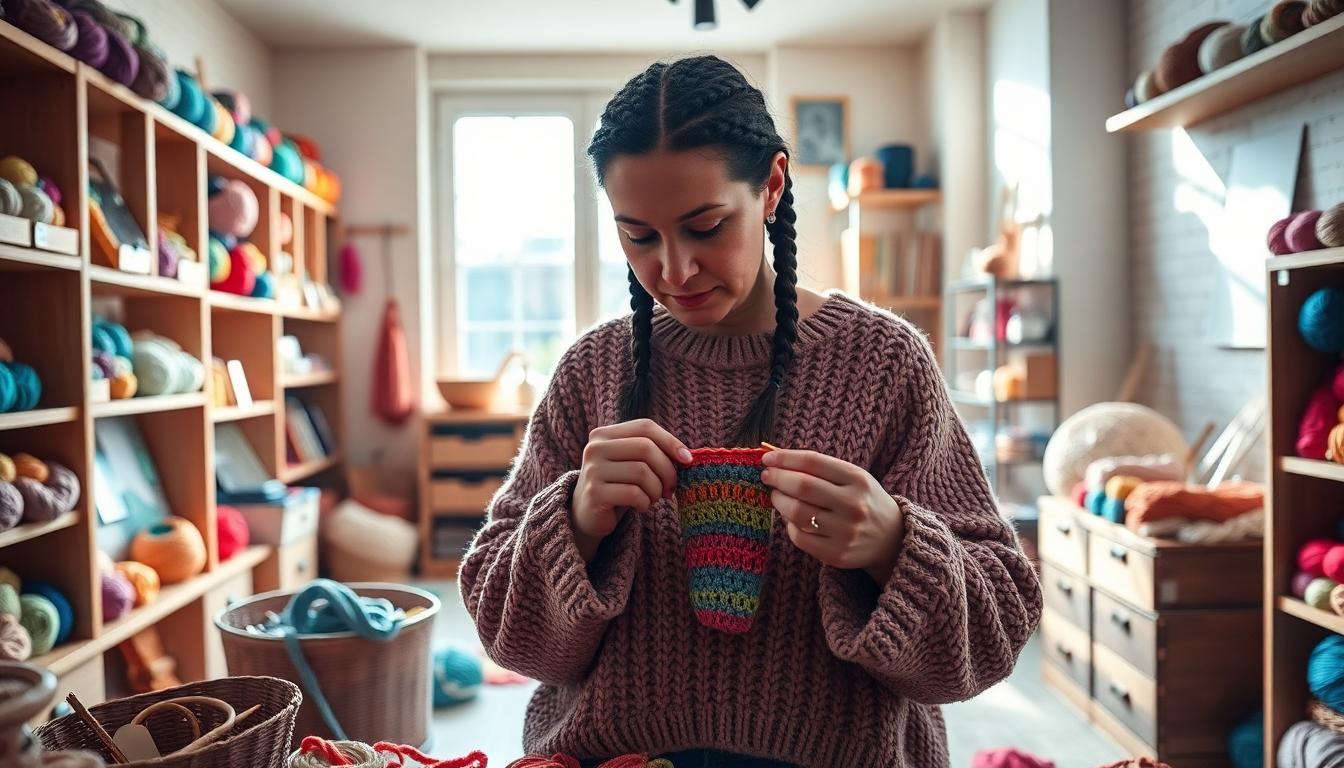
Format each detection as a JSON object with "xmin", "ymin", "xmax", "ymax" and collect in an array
[{"xmin": 791, "ymin": 96, "xmax": 849, "ymax": 168}]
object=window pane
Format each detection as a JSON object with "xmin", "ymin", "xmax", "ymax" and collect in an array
[
  {"xmin": 521, "ymin": 331, "xmax": 565, "ymax": 377},
  {"xmin": 599, "ymin": 262, "xmax": 631, "ymax": 322},
  {"xmin": 520, "ymin": 265, "xmax": 570, "ymax": 323},
  {"xmin": 463, "ymin": 266, "xmax": 512, "ymax": 322},
  {"xmin": 462, "ymin": 330, "xmax": 514, "ymax": 379}
]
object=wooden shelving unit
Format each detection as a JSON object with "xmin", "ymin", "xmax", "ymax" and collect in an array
[
  {"xmin": 0, "ymin": 18, "xmax": 342, "ymax": 709},
  {"xmin": 1265, "ymin": 246, "xmax": 1344, "ymax": 761},
  {"xmin": 282, "ymin": 370, "xmax": 338, "ymax": 389},
  {"xmin": 831, "ymin": 188, "xmax": 941, "ymax": 212},
  {"xmin": 1107, "ymin": 14, "xmax": 1344, "ymax": 132}
]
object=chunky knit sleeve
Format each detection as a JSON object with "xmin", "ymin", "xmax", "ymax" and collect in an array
[
  {"xmin": 459, "ymin": 335, "xmax": 642, "ymax": 686},
  {"xmin": 817, "ymin": 322, "xmax": 1042, "ymax": 704}
]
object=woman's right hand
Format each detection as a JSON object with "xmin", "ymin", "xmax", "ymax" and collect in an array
[{"xmin": 571, "ymin": 418, "xmax": 692, "ymax": 562}]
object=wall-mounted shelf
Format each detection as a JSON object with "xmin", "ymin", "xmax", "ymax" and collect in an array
[
  {"xmin": 1106, "ymin": 14, "xmax": 1344, "ymax": 132},
  {"xmin": 279, "ymin": 453, "xmax": 342, "ymax": 484},
  {"xmin": 92, "ymin": 393, "xmax": 208, "ymax": 419},
  {"xmin": 212, "ymin": 400, "xmax": 276, "ymax": 423},
  {"xmin": 0, "ymin": 244, "xmax": 81, "ymax": 272},
  {"xmin": 283, "ymin": 370, "xmax": 338, "ymax": 389},
  {"xmin": 833, "ymin": 188, "xmax": 942, "ymax": 213},
  {"xmin": 90, "ymin": 266, "xmax": 203, "ymax": 298},
  {"xmin": 0, "ymin": 511, "xmax": 79, "ymax": 549},
  {"xmin": 0, "ymin": 407, "xmax": 79, "ymax": 432}
]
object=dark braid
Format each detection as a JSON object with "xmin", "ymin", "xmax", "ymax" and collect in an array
[{"xmin": 589, "ymin": 56, "xmax": 799, "ymax": 443}]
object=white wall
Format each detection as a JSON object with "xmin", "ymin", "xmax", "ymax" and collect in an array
[
  {"xmin": 428, "ymin": 52, "xmax": 768, "ymax": 93},
  {"xmin": 102, "ymin": 0, "xmax": 274, "ymax": 116},
  {"xmin": 272, "ymin": 48, "xmax": 430, "ymax": 494}
]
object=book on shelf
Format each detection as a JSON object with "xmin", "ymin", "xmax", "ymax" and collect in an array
[
  {"xmin": 284, "ymin": 397, "xmax": 329, "ymax": 463},
  {"xmin": 844, "ymin": 230, "xmax": 943, "ymax": 299}
]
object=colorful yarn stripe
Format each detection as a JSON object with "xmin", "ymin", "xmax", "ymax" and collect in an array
[{"xmin": 676, "ymin": 447, "xmax": 772, "ymax": 634}]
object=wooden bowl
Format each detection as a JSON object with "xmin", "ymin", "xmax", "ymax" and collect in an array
[{"xmin": 436, "ymin": 378, "xmax": 499, "ymax": 410}]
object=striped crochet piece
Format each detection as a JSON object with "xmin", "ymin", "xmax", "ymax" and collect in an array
[{"xmin": 676, "ymin": 447, "xmax": 772, "ymax": 634}]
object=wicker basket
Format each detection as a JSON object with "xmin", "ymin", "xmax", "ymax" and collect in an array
[
  {"xmin": 34, "ymin": 676, "xmax": 300, "ymax": 768},
  {"xmin": 214, "ymin": 583, "xmax": 439, "ymax": 750}
]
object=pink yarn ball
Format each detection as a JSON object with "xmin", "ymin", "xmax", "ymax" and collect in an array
[
  {"xmin": 1298, "ymin": 384, "xmax": 1340, "ymax": 459},
  {"xmin": 1288, "ymin": 210, "xmax": 1325, "ymax": 253},
  {"xmin": 1072, "ymin": 481, "xmax": 1088, "ymax": 508},
  {"xmin": 1268, "ymin": 215, "xmax": 1294, "ymax": 255},
  {"xmin": 101, "ymin": 570, "xmax": 135, "ymax": 621},
  {"xmin": 1324, "ymin": 545, "xmax": 1344, "ymax": 581},
  {"xmin": 207, "ymin": 180, "xmax": 258, "ymax": 239},
  {"xmin": 216, "ymin": 504, "xmax": 249, "ymax": 562},
  {"xmin": 1295, "ymin": 570, "xmax": 1317, "ymax": 598},
  {"xmin": 1301, "ymin": 538, "xmax": 1339, "ymax": 577}
]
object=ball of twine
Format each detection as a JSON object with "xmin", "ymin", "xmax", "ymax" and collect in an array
[
  {"xmin": 1153, "ymin": 22, "xmax": 1226, "ymax": 93},
  {"xmin": 1263, "ymin": 0, "xmax": 1308, "ymax": 42},
  {"xmin": 1319, "ymin": 203, "xmax": 1344, "ymax": 248},
  {"xmin": 0, "ymin": 613, "xmax": 31, "ymax": 661},
  {"xmin": 1308, "ymin": 577, "xmax": 1339, "ymax": 610},
  {"xmin": 0, "ymin": 483, "xmax": 22, "ymax": 531},
  {"xmin": 1241, "ymin": 16, "xmax": 1270, "ymax": 54},
  {"xmin": 131, "ymin": 42, "xmax": 171, "ymax": 102},
  {"xmin": 1198, "ymin": 24, "xmax": 1245, "ymax": 73},
  {"xmin": 116, "ymin": 560, "xmax": 160, "ymax": 606},
  {"xmin": 18, "ymin": 185, "xmax": 55, "ymax": 224},
  {"xmin": 16, "ymin": 462, "xmax": 79, "ymax": 523},
  {"xmin": 131, "ymin": 517, "xmax": 206, "ymax": 584},
  {"xmin": 0, "ymin": 179, "xmax": 21, "ymax": 217},
  {"xmin": 18, "ymin": 594, "xmax": 59, "ymax": 655},
  {"xmin": 14, "ymin": 453, "xmax": 48, "ymax": 483},
  {"xmin": 133, "ymin": 338, "xmax": 185, "ymax": 396},
  {"xmin": 288, "ymin": 739, "xmax": 385, "ymax": 768},
  {"xmin": 1305, "ymin": 0, "xmax": 1344, "ymax": 25}
]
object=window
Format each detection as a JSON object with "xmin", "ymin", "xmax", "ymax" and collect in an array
[{"xmin": 437, "ymin": 94, "xmax": 633, "ymax": 381}]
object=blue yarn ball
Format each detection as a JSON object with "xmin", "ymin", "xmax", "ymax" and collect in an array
[
  {"xmin": 1227, "ymin": 710, "xmax": 1263, "ymax": 768},
  {"xmin": 1300, "ymin": 288, "xmax": 1344, "ymax": 353},
  {"xmin": 1309, "ymin": 635, "xmax": 1344, "ymax": 713},
  {"xmin": 171, "ymin": 71, "xmax": 207, "ymax": 126},
  {"xmin": 5, "ymin": 363, "xmax": 41, "ymax": 411},
  {"xmin": 1101, "ymin": 497, "xmax": 1127, "ymax": 524},
  {"xmin": 93, "ymin": 321, "xmax": 133, "ymax": 359},
  {"xmin": 210, "ymin": 231, "xmax": 238, "ymax": 251},
  {"xmin": 1085, "ymin": 488, "xmax": 1106, "ymax": 516},
  {"xmin": 157, "ymin": 64, "xmax": 181, "ymax": 111},
  {"xmin": 250, "ymin": 270, "xmax": 275, "ymax": 299},
  {"xmin": 0, "ymin": 364, "xmax": 15, "ymax": 413},
  {"xmin": 22, "ymin": 581, "xmax": 73, "ymax": 645},
  {"xmin": 432, "ymin": 647, "xmax": 483, "ymax": 707}
]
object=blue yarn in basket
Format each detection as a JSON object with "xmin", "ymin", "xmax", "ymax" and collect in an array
[
  {"xmin": 4, "ymin": 362, "xmax": 41, "ymax": 411},
  {"xmin": 1300, "ymin": 288, "xmax": 1344, "ymax": 353},
  {"xmin": 1309, "ymin": 635, "xmax": 1344, "ymax": 713},
  {"xmin": 433, "ymin": 647, "xmax": 483, "ymax": 707},
  {"xmin": 1227, "ymin": 710, "xmax": 1263, "ymax": 768},
  {"xmin": 22, "ymin": 581, "xmax": 73, "ymax": 645}
]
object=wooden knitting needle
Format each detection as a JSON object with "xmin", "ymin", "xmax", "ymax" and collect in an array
[
  {"xmin": 66, "ymin": 693, "xmax": 128, "ymax": 764},
  {"xmin": 760, "ymin": 442, "xmax": 781, "ymax": 452},
  {"xmin": 232, "ymin": 704, "xmax": 262, "ymax": 730}
]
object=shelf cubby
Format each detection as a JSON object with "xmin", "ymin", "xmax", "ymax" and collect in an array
[
  {"xmin": 85, "ymin": 72, "xmax": 155, "ymax": 270},
  {"xmin": 0, "ymin": 270, "xmax": 87, "ymax": 411}
]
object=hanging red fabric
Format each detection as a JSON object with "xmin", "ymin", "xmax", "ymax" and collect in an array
[{"xmin": 372, "ymin": 298, "xmax": 415, "ymax": 425}]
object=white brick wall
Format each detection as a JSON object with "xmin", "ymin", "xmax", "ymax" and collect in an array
[{"xmin": 1127, "ymin": 0, "xmax": 1344, "ymax": 478}]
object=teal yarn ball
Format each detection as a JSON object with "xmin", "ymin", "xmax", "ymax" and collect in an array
[
  {"xmin": 171, "ymin": 70, "xmax": 207, "ymax": 126},
  {"xmin": 432, "ymin": 647, "xmax": 483, "ymax": 707},
  {"xmin": 4, "ymin": 362, "xmax": 41, "ymax": 411},
  {"xmin": 0, "ymin": 364, "xmax": 15, "ymax": 413},
  {"xmin": 197, "ymin": 94, "xmax": 218, "ymax": 134},
  {"xmin": 18, "ymin": 595, "xmax": 58, "ymax": 655},
  {"xmin": 1227, "ymin": 710, "xmax": 1263, "ymax": 768},
  {"xmin": 1101, "ymin": 497, "xmax": 1126, "ymax": 524},
  {"xmin": 250, "ymin": 270, "xmax": 275, "ymax": 299},
  {"xmin": 1085, "ymin": 488, "xmax": 1106, "ymax": 516},
  {"xmin": 271, "ymin": 140, "xmax": 305, "ymax": 185},
  {"xmin": 0, "ymin": 584, "xmax": 19, "ymax": 618},
  {"xmin": 157, "ymin": 61, "xmax": 181, "ymax": 110},
  {"xmin": 91, "ymin": 325, "xmax": 116, "ymax": 356},
  {"xmin": 93, "ymin": 320, "xmax": 133, "ymax": 359},
  {"xmin": 1309, "ymin": 635, "xmax": 1344, "ymax": 713},
  {"xmin": 23, "ymin": 582, "xmax": 72, "ymax": 645},
  {"xmin": 1301, "ymin": 288, "xmax": 1344, "ymax": 353}
]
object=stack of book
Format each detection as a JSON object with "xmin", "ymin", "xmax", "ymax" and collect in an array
[
  {"xmin": 842, "ymin": 229, "xmax": 943, "ymax": 298},
  {"xmin": 285, "ymin": 396, "xmax": 336, "ymax": 464}
]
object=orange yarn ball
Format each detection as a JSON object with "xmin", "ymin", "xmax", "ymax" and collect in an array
[
  {"xmin": 1332, "ymin": 583, "xmax": 1344, "ymax": 616},
  {"xmin": 12, "ymin": 453, "xmax": 48, "ymax": 483},
  {"xmin": 130, "ymin": 517, "xmax": 206, "ymax": 584},
  {"xmin": 1329, "ymin": 423, "xmax": 1344, "ymax": 463},
  {"xmin": 115, "ymin": 561, "xmax": 161, "ymax": 606}
]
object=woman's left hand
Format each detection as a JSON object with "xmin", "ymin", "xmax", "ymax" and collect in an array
[{"xmin": 761, "ymin": 448, "xmax": 906, "ymax": 584}]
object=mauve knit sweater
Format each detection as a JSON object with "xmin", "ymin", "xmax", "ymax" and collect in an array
[{"xmin": 460, "ymin": 293, "xmax": 1042, "ymax": 768}]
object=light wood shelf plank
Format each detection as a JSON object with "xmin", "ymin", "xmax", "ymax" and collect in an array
[
  {"xmin": 1280, "ymin": 456, "xmax": 1344, "ymax": 483},
  {"xmin": 0, "ymin": 18, "xmax": 78, "ymax": 73},
  {"xmin": 280, "ymin": 305, "xmax": 340, "ymax": 323},
  {"xmin": 208, "ymin": 291, "xmax": 278, "ymax": 316},
  {"xmin": 1267, "ymin": 247, "xmax": 1344, "ymax": 273},
  {"xmin": 834, "ymin": 188, "xmax": 941, "ymax": 212},
  {"xmin": 0, "ymin": 407, "xmax": 79, "ymax": 432},
  {"xmin": 279, "ymin": 453, "xmax": 341, "ymax": 484},
  {"xmin": 282, "ymin": 370, "xmax": 338, "ymax": 389},
  {"xmin": 1106, "ymin": 14, "xmax": 1344, "ymax": 132},
  {"xmin": 0, "ymin": 511, "xmax": 78, "ymax": 549},
  {"xmin": 0, "ymin": 244, "xmax": 81, "ymax": 272},
  {"xmin": 93, "ymin": 393, "xmax": 207, "ymax": 419},
  {"xmin": 1280, "ymin": 596, "xmax": 1344, "ymax": 636},
  {"xmin": 90, "ymin": 265, "xmax": 202, "ymax": 298},
  {"xmin": 211, "ymin": 400, "xmax": 276, "ymax": 423}
]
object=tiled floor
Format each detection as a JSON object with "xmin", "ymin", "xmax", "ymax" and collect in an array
[{"xmin": 422, "ymin": 581, "xmax": 1126, "ymax": 767}]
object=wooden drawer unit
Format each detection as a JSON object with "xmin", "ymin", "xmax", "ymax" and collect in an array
[
  {"xmin": 1039, "ymin": 497, "xmax": 1088, "ymax": 574},
  {"xmin": 1092, "ymin": 643, "xmax": 1158, "ymax": 747},
  {"xmin": 428, "ymin": 423, "xmax": 522, "ymax": 471},
  {"xmin": 1092, "ymin": 589, "xmax": 1157, "ymax": 677},
  {"xmin": 1041, "ymin": 561, "xmax": 1090, "ymax": 631},
  {"xmin": 1040, "ymin": 608, "xmax": 1091, "ymax": 693},
  {"xmin": 1088, "ymin": 535, "xmax": 1157, "ymax": 611},
  {"xmin": 429, "ymin": 473, "xmax": 505, "ymax": 516}
]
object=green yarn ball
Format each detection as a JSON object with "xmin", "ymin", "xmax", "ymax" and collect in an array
[
  {"xmin": 1308, "ymin": 577, "xmax": 1340, "ymax": 611},
  {"xmin": 208, "ymin": 236, "xmax": 231, "ymax": 282},
  {"xmin": 0, "ymin": 584, "xmax": 19, "ymax": 618},
  {"xmin": 18, "ymin": 594, "xmax": 59, "ymax": 655}
]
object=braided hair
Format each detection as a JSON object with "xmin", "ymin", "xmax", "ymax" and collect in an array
[{"xmin": 587, "ymin": 55, "xmax": 799, "ymax": 445}]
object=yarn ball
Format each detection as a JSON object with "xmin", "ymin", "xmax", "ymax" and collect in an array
[
  {"xmin": 93, "ymin": 320, "xmax": 133, "ymax": 358},
  {"xmin": 1332, "ymin": 583, "xmax": 1344, "ymax": 616},
  {"xmin": 1242, "ymin": 16, "xmax": 1270, "ymax": 54},
  {"xmin": 433, "ymin": 647, "xmax": 484, "ymax": 707},
  {"xmin": 38, "ymin": 176, "xmax": 61, "ymax": 207},
  {"xmin": 1085, "ymin": 488, "xmax": 1106, "ymax": 516},
  {"xmin": 100, "ymin": 27, "xmax": 139, "ymax": 86},
  {"xmin": 1319, "ymin": 203, "xmax": 1344, "ymax": 248},
  {"xmin": 4, "ymin": 362, "xmax": 42, "ymax": 411},
  {"xmin": 1301, "ymin": 288, "xmax": 1344, "ymax": 353},
  {"xmin": 1101, "ymin": 497, "xmax": 1126, "ymax": 524},
  {"xmin": 214, "ymin": 90, "xmax": 253, "ymax": 126},
  {"xmin": 0, "ymin": 614, "xmax": 31, "ymax": 662},
  {"xmin": 0, "ymin": 156, "xmax": 38, "ymax": 188},
  {"xmin": 1308, "ymin": 578, "xmax": 1341, "ymax": 610},
  {"xmin": 1305, "ymin": 0, "xmax": 1344, "ymax": 25},
  {"xmin": 1298, "ymin": 384, "xmax": 1339, "ymax": 458},
  {"xmin": 1198, "ymin": 24, "xmax": 1245, "ymax": 72},
  {"xmin": 1301, "ymin": 539, "xmax": 1339, "ymax": 577},
  {"xmin": 0, "ymin": 483, "xmax": 20, "ymax": 532},
  {"xmin": 0, "ymin": 454, "xmax": 13, "ymax": 483},
  {"xmin": 13, "ymin": 453, "xmax": 48, "ymax": 483},
  {"xmin": 170, "ymin": 70, "xmax": 208, "ymax": 126},
  {"xmin": 207, "ymin": 179, "xmax": 258, "ymax": 238},
  {"xmin": 100, "ymin": 570, "xmax": 135, "ymax": 622},
  {"xmin": 7, "ymin": 0, "xmax": 78, "ymax": 51},
  {"xmin": 131, "ymin": 517, "xmax": 206, "ymax": 584},
  {"xmin": 1263, "ymin": 0, "xmax": 1308, "ymax": 43},
  {"xmin": 64, "ymin": 0, "xmax": 132, "ymax": 37},
  {"xmin": 229, "ymin": 121, "xmax": 254, "ymax": 156},
  {"xmin": 0, "ymin": 584, "xmax": 19, "ymax": 617},
  {"xmin": 1227, "ymin": 711, "xmax": 1263, "ymax": 768},
  {"xmin": 1071, "ymin": 481, "xmax": 1088, "ymax": 508},
  {"xmin": 210, "ymin": 99, "xmax": 236, "ymax": 144},
  {"xmin": 68, "ymin": 10, "xmax": 109, "ymax": 67},
  {"xmin": 216, "ymin": 504, "xmax": 249, "ymax": 562},
  {"xmin": 16, "ymin": 463, "xmax": 80, "ymax": 522},
  {"xmin": 250, "ymin": 131, "xmax": 273, "ymax": 166},
  {"xmin": 1330, "ymin": 423, "xmax": 1344, "ymax": 463},
  {"xmin": 18, "ymin": 185, "xmax": 55, "ymax": 224},
  {"xmin": 130, "ymin": 43, "xmax": 171, "ymax": 102},
  {"xmin": 0, "ymin": 179, "xmax": 21, "ymax": 217},
  {"xmin": 182, "ymin": 354, "xmax": 204, "ymax": 393},
  {"xmin": 969, "ymin": 748, "xmax": 1056, "ymax": 768},
  {"xmin": 0, "ymin": 364, "xmax": 15, "ymax": 413},
  {"xmin": 1153, "ymin": 22, "xmax": 1226, "ymax": 93},
  {"xmin": 1289, "ymin": 210, "xmax": 1326, "ymax": 253},
  {"xmin": 115, "ymin": 561, "xmax": 160, "ymax": 606},
  {"xmin": 1105, "ymin": 475, "xmax": 1144, "ymax": 501},
  {"xmin": 132, "ymin": 338, "xmax": 183, "ymax": 396},
  {"xmin": 157, "ymin": 60, "xmax": 181, "ymax": 110},
  {"xmin": 1266, "ymin": 215, "xmax": 1294, "ymax": 254},
  {"xmin": 213, "ymin": 245, "xmax": 258, "ymax": 295},
  {"xmin": 250, "ymin": 270, "xmax": 275, "ymax": 299},
  {"xmin": 17, "ymin": 594, "xmax": 58, "ymax": 655},
  {"xmin": 109, "ymin": 370, "xmax": 137, "ymax": 400},
  {"xmin": 22, "ymin": 582, "xmax": 72, "ymax": 644},
  {"xmin": 270, "ymin": 140, "xmax": 305, "ymax": 185},
  {"xmin": 1328, "ymin": 546, "xmax": 1344, "ymax": 582},
  {"xmin": 1279, "ymin": 720, "xmax": 1344, "ymax": 766},
  {"xmin": 279, "ymin": 212, "xmax": 294, "ymax": 246},
  {"xmin": 1042, "ymin": 402, "xmax": 1189, "ymax": 497},
  {"xmin": 1308, "ymin": 634, "xmax": 1344, "ymax": 713}
]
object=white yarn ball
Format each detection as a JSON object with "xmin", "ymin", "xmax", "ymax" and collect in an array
[
  {"xmin": 1042, "ymin": 402, "xmax": 1189, "ymax": 497},
  {"xmin": 1134, "ymin": 70, "xmax": 1159, "ymax": 103},
  {"xmin": 0, "ymin": 179, "xmax": 20, "ymax": 217},
  {"xmin": 18, "ymin": 185, "xmax": 54, "ymax": 224},
  {"xmin": 1198, "ymin": 24, "xmax": 1245, "ymax": 73}
]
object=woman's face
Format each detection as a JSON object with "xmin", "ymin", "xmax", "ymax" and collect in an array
[{"xmin": 603, "ymin": 148, "xmax": 785, "ymax": 332}]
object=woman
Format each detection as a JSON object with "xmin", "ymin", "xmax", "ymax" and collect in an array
[{"xmin": 460, "ymin": 55, "xmax": 1041, "ymax": 768}]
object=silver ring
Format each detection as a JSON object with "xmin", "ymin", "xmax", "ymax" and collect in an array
[{"xmin": 809, "ymin": 514, "xmax": 820, "ymax": 531}]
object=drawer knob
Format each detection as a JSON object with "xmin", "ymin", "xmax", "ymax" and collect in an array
[
  {"xmin": 1054, "ymin": 642, "xmax": 1073, "ymax": 662},
  {"xmin": 1108, "ymin": 545, "xmax": 1128, "ymax": 563},
  {"xmin": 1055, "ymin": 578, "xmax": 1073, "ymax": 596},
  {"xmin": 1108, "ymin": 681, "xmax": 1131, "ymax": 705},
  {"xmin": 1054, "ymin": 521, "xmax": 1072, "ymax": 535},
  {"xmin": 296, "ymin": 559, "xmax": 310, "ymax": 574},
  {"xmin": 1110, "ymin": 609, "xmax": 1131, "ymax": 632}
]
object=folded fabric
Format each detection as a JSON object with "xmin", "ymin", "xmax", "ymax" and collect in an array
[
  {"xmin": 1136, "ymin": 508, "xmax": 1264, "ymax": 544},
  {"xmin": 1085, "ymin": 453, "xmax": 1183, "ymax": 491},
  {"xmin": 971, "ymin": 748, "xmax": 1055, "ymax": 768},
  {"xmin": 1124, "ymin": 480, "xmax": 1265, "ymax": 531},
  {"xmin": 1280, "ymin": 719, "xmax": 1344, "ymax": 767}
]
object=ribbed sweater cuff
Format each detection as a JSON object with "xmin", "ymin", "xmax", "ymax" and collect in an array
[{"xmin": 523, "ymin": 470, "xmax": 640, "ymax": 632}]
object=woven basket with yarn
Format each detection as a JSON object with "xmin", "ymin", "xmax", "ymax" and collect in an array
[
  {"xmin": 35, "ymin": 675, "xmax": 300, "ymax": 768},
  {"xmin": 676, "ymin": 447, "xmax": 773, "ymax": 635},
  {"xmin": 214, "ymin": 584, "xmax": 438, "ymax": 750}
]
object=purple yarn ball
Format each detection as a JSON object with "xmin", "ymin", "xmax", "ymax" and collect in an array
[
  {"xmin": 1289, "ymin": 210, "xmax": 1326, "ymax": 253},
  {"xmin": 9, "ymin": 0, "xmax": 79, "ymax": 51},
  {"xmin": 92, "ymin": 351, "xmax": 116, "ymax": 380},
  {"xmin": 38, "ymin": 177, "xmax": 62, "ymax": 208},
  {"xmin": 1268, "ymin": 215, "xmax": 1294, "ymax": 255},
  {"xmin": 0, "ymin": 483, "xmax": 21, "ymax": 532},
  {"xmin": 158, "ymin": 232, "xmax": 179, "ymax": 279},
  {"xmin": 15, "ymin": 462, "xmax": 79, "ymax": 523},
  {"xmin": 100, "ymin": 27, "xmax": 139, "ymax": 86},
  {"xmin": 1295, "ymin": 570, "xmax": 1318, "ymax": 599},
  {"xmin": 69, "ymin": 10, "xmax": 109, "ymax": 68},
  {"xmin": 100, "ymin": 570, "xmax": 135, "ymax": 621}
]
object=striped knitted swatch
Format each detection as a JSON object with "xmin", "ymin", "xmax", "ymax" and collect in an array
[{"xmin": 676, "ymin": 447, "xmax": 772, "ymax": 634}]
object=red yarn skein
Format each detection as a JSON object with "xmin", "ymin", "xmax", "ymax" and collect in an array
[
  {"xmin": 216, "ymin": 504, "xmax": 249, "ymax": 561},
  {"xmin": 372, "ymin": 742, "xmax": 487, "ymax": 768},
  {"xmin": 1297, "ymin": 384, "xmax": 1340, "ymax": 459},
  {"xmin": 1300, "ymin": 538, "xmax": 1339, "ymax": 577},
  {"xmin": 1324, "ymin": 545, "xmax": 1344, "ymax": 581},
  {"xmin": 1288, "ymin": 210, "xmax": 1325, "ymax": 253}
]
